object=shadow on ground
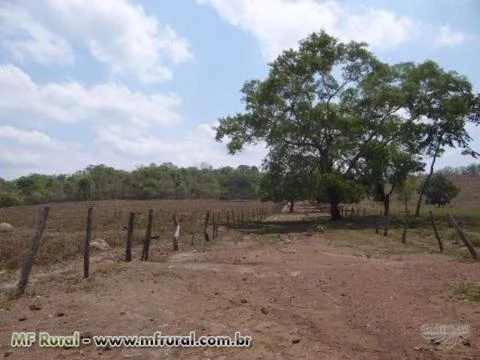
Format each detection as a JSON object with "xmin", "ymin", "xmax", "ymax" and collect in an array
[{"xmin": 229, "ymin": 215, "xmax": 409, "ymax": 236}]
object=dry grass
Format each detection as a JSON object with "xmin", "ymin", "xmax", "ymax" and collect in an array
[{"xmin": 0, "ymin": 199, "xmax": 275, "ymax": 272}]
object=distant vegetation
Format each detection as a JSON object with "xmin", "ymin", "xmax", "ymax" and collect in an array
[
  {"xmin": 0, "ymin": 163, "xmax": 263, "ymax": 206},
  {"xmin": 0, "ymin": 162, "xmax": 478, "ymax": 209}
]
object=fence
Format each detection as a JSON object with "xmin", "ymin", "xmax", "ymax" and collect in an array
[{"xmin": 10, "ymin": 203, "xmax": 281, "ymax": 296}]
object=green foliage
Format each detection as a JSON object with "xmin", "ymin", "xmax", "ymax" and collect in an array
[
  {"xmin": 214, "ymin": 30, "xmax": 477, "ymax": 220},
  {"xmin": 397, "ymin": 175, "xmax": 420, "ymax": 211},
  {"xmin": 76, "ymin": 175, "xmax": 94, "ymax": 201},
  {"xmin": 215, "ymin": 31, "xmax": 424, "ymax": 219},
  {"xmin": 0, "ymin": 192, "xmax": 22, "ymax": 207},
  {"xmin": 260, "ymin": 145, "xmax": 313, "ymax": 203},
  {"xmin": 15, "ymin": 174, "xmax": 54, "ymax": 204},
  {"xmin": 404, "ymin": 61, "xmax": 479, "ymax": 216},
  {"xmin": 312, "ymin": 171, "xmax": 366, "ymax": 204},
  {"xmin": 0, "ymin": 164, "xmax": 264, "ymax": 206},
  {"xmin": 424, "ymin": 173, "xmax": 460, "ymax": 206}
]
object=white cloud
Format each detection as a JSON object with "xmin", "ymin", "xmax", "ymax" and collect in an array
[
  {"xmin": 197, "ymin": 0, "xmax": 417, "ymax": 60},
  {"xmin": 95, "ymin": 121, "xmax": 266, "ymax": 167},
  {"xmin": 0, "ymin": 64, "xmax": 265, "ymax": 180},
  {"xmin": 0, "ymin": 64, "xmax": 182, "ymax": 127},
  {"xmin": 0, "ymin": 3, "xmax": 74, "ymax": 65},
  {"xmin": 0, "ymin": 125, "xmax": 55, "ymax": 148},
  {"xmin": 434, "ymin": 24, "xmax": 467, "ymax": 48},
  {"xmin": 0, "ymin": 0, "xmax": 193, "ymax": 83}
]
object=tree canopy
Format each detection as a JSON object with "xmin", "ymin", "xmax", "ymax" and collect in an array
[
  {"xmin": 0, "ymin": 164, "xmax": 263, "ymax": 207},
  {"xmin": 215, "ymin": 31, "xmax": 478, "ymax": 219}
]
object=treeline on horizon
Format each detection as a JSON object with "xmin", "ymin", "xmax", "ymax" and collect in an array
[
  {"xmin": 0, "ymin": 163, "xmax": 263, "ymax": 207},
  {"xmin": 0, "ymin": 162, "xmax": 479, "ymax": 208}
]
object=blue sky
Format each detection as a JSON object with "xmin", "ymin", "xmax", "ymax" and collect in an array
[{"xmin": 0, "ymin": 0, "xmax": 479, "ymax": 180}]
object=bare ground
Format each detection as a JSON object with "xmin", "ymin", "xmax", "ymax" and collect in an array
[{"xmin": 1, "ymin": 220, "xmax": 479, "ymax": 360}]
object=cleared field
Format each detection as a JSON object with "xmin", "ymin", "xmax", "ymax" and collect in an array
[
  {"xmin": 0, "ymin": 206, "xmax": 479, "ymax": 360},
  {"xmin": 0, "ymin": 199, "xmax": 276, "ymax": 271}
]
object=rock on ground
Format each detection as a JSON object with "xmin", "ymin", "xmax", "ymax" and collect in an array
[
  {"xmin": 0, "ymin": 222, "xmax": 14, "ymax": 232},
  {"xmin": 90, "ymin": 238, "xmax": 110, "ymax": 251}
]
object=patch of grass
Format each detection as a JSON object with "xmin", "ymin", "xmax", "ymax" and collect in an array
[
  {"xmin": 81, "ymin": 280, "xmax": 95, "ymax": 293},
  {"xmin": 324, "ymin": 228, "xmax": 441, "ymax": 257},
  {"xmin": 454, "ymin": 282, "xmax": 480, "ymax": 302}
]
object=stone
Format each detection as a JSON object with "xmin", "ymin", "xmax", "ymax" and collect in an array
[
  {"xmin": 90, "ymin": 239, "xmax": 110, "ymax": 251},
  {"xmin": 0, "ymin": 223, "xmax": 13, "ymax": 233}
]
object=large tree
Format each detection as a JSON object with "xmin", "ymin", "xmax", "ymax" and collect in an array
[
  {"xmin": 215, "ymin": 31, "xmax": 409, "ymax": 220},
  {"xmin": 400, "ymin": 61, "xmax": 479, "ymax": 216}
]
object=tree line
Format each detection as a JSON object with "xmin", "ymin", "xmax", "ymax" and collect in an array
[
  {"xmin": 215, "ymin": 30, "xmax": 480, "ymax": 219},
  {"xmin": 0, "ymin": 163, "xmax": 262, "ymax": 207},
  {"xmin": 0, "ymin": 159, "xmax": 474, "ymax": 210}
]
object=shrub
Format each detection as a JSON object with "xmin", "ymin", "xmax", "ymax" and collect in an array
[
  {"xmin": 425, "ymin": 173, "xmax": 460, "ymax": 206},
  {"xmin": 0, "ymin": 192, "xmax": 22, "ymax": 207}
]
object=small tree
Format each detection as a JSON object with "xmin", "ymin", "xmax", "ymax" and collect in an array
[
  {"xmin": 397, "ymin": 175, "xmax": 420, "ymax": 212},
  {"xmin": 424, "ymin": 173, "xmax": 459, "ymax": 207},
  {"xmin": 260, "ymin": 146, "xmax": 312, "ymax": 212}
]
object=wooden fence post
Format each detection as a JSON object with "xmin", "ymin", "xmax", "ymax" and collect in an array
[
  {"xmin": 173, "ymin": 214, "xmax": 180, "ymax": 251},
  {"xmin": 429, "ymin": 211, "xmax": 443, "ymax": 253},
  {"xmin": 447, "ymin": 214, "xmax": 478, "ymax": 261},
  {"xmin": 84, "ymin": 206, "xmax": 93, "ymax": 278},
  {"xmin": 141, "ymin": 209, "xmax": 154, "ymax": 261},
  {"xmin": 125, "ymin": 212, "xmax": 134, "ymax": 262},
  {"xmin": 204, "ymin": 211, "xmax": 210, "ymax": 242},
  {"xmin": 191, "ymin": 214, "xmax": 197, "ymax": 246},
  {"xmin": 16, "ymin": 206, "xmax": 50, "ymax": 296},
  {"xmin": 356, "ymin": 208, "xmax": 360, "ymax": 218},
  {"xmin": 401, "ymin": 211, "xmax": 410, "ymax": 244},
  {"xmin": 231, "ymin": 210, "xmax": 235, "ymax": 225}
]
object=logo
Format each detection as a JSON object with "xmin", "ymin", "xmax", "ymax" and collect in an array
[{"xmin": 420, "ymin": 324, "xmax": 471, "ymax": 350}]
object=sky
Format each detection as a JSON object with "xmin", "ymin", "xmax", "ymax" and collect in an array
[{"xmin": 0, "ymin": 0, "xmax": 479, "ymax": 180}]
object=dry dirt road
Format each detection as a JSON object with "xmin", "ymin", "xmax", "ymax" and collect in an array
[{"xmin": 1, "ymin": 227, "xmax": 479, "ymax": 360}]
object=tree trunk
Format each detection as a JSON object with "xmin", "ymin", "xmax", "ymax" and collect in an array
[
  {"xmin": 328, "ymin": 188, "xmax": 342, "ymax": 221},
  {"xmin": 289, "ymin": 201, "xmax": 294, "ymax": 213},
  {"xmin": 383, "ymin": 195, "xmax": 390, "ymax": 216},
  {"xmin": 415, "ymin": 141, "xmax": 441, "ymax": 217}
]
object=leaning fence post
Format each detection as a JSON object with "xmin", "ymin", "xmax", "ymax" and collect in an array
[
  {"xmin": 84, "ymin": 206, "xmax": 93, "ymax": 278},
  {"xmin": 125, "ymin": 212, "xmax": 135, "ymax": 262},
  {"xmin": 447, "ymin": 213, "xmax": 478, "ymax": 261},
  {"xmin": 16, "ymin": 206, "xmax": 50, "ymax": 296},
  {"xmin": 141, "ymin": 209, "xmax": 154, "ymax": 261},
  {"xmin": 429, "ymin": 211, "xmax": 443, "ymax": 253}
]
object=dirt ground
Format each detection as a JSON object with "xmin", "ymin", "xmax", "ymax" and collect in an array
[{"xmin": 1, "ymin": 214, "xmax": 479, "ymax": 360}]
